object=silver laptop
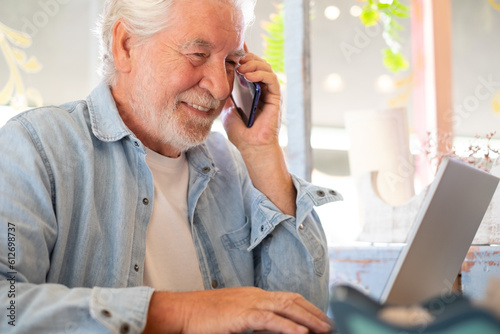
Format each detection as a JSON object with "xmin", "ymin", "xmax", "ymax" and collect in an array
[{"xmin": 380, "ymin": 156, "xmax": 499, "ymax": 305}]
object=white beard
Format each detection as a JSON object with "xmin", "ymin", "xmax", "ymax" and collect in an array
[{"xmin": 127, "ymin": 58, "xmax": 220, "ymax": 152}]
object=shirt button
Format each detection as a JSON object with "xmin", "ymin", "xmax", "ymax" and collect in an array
[
  {"xmin": 134, "ymin": 141, "xmax": 139, "ymax": 147},
  {"xmin": 316, "ymin": 190, "xmax": 325, "ymax": 197},
  {"xmin": 101, "ymin": 309, "xmax": 112, "ymax": 318},
  {"xmin": 142, "ymin": 198, "xmax": 149, "ymax": 205},
  {"xmin": 134, "ymin": 264, "xmax": 139, "ymax": 272},
  {"xmin": 299, "ymin": 224, "xmax": 305, "ymax": 230},
  {"xmin": 260, "ymin": 225, "xmax": 265, "ymax": 232},
  {"xmin": 329, "ymin": 190, "xmax": 337, "ymax": 196},
  {"xmin": 120, "ymin": 323, "xmax": 130, "ymax": 334},
  {"xmin": 211, "ymin": 280, "xmax": 219, "ymax": 289},
  {"xmin": 202, "ymin": 166, "xmax": 211, "ymax": 173}
]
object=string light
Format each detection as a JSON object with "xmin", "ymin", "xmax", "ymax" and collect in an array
[
  {"xmin": 324, "ymin": 6, "xmax": 340, "ymax": 21},
  {"xmin": 375, "ymin": 74, "xmax": 395, "ymax": 93},
  {"xmin": 349, "ymin": 5, "xmax": 362, "ymax": 17},
  {"xmin": 323, "ymin": 73, "xmax": 344, "ymax": 92}
]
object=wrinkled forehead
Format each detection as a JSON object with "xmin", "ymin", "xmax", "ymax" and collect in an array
[
  {"xmin": 157, "ymin": 0, "xmax": 245, "ymax": 55},
  {"xmin": 170, "ymin": 0, "xmax": 246, "ymax": 32},
  {"xmin": 171, "ymin": 0, "xmax": 245, "ymax": 39}
]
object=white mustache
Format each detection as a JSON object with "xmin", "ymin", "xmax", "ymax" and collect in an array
[{"xmin": 176, "ymin": 90, "xmax": 221, "ymax": 111}]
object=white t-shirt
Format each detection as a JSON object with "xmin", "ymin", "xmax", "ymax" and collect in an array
[{"xmin": 142, "ymin": 148, "xmax": 204, "ymax": 291}]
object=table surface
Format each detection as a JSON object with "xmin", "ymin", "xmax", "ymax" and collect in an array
[{"xmin": 328, "ymin": 244, "xmax": 500, "ymax": 301}]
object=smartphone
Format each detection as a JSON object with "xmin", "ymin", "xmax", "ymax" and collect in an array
[{"xmin": 230, "ymin": 71, "xmax": 261, "ymax": 128}]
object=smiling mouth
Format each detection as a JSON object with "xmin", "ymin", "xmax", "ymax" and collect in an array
[{"xmin": 185, "ymin": 102, "xmax": 211, "ymax": 112}]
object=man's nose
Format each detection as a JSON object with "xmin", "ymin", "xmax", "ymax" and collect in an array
[{"xmin": 199, "ymin": 62, "xmax": 232, "ymax": 101}]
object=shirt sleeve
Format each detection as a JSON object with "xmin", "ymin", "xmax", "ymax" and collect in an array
[
  {"xmin": 248, "ymin": 174, "xmax": 343, "ymax": 312},
  {"xmin": 0, "ymin": 118, "xmax": 153, "ymax": 333},
  {"xmin": 0, "ymin": 281, "xmax": 153, "ymax": 333}
]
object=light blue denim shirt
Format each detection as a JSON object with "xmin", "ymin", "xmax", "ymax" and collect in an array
[{"xmin": 0, "ymin": 82, "xmax": 341, "ymax": 333}]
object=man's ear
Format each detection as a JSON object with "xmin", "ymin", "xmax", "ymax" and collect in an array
[{"xmin": 112, "ymin": 18, "xmax": 133, "ymax": 74}]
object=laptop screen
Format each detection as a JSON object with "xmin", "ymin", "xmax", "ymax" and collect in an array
[{"xmin": 380, "ymin": 157, "xmax": 499, "ymax": 305}]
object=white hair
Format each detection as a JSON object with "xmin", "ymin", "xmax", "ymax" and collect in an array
[{"xmin": 96, "ymin": 0, "xmax": 256, "ymax": 86}]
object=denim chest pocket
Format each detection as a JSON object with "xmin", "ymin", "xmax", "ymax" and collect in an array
[{"xmin": 220, "ymin": 218, "xmax": 254, "ymax": 286}]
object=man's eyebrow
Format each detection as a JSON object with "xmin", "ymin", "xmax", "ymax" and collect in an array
[
  {"xmin": 180, "ymin": 38, "xmax": 213, "ymax": 50},
  {"xmin": 180, "ymin": 38, "xmax": 246, "ymax": 58},
  {"xmin": 231, "ymin": 49, "xmax": 246, "ymax": 58}
]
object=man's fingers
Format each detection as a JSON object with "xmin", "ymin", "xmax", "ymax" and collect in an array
[
  {"xmin": 150, "ymin": 288, "xmax": 332, "ymax": 334},
  {"xmin": 267, "ymin": 294, "xmax": 332, "ymax": 333},
  {"xmin": 245, "ymin": 309, "xmax": 309, "ymax": 334},
  {"xmin": 295, "ymin": 296, "xmax": 332, "ymax": 324}
]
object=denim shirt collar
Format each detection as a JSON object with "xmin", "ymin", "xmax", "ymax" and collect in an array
[
  {"xmin": 186, "ymin": 144, "xmax": 218, "ymax": 178},
  {"xmin": 86, "ymin": 81, "xmax": 135, "ymax": 143}
]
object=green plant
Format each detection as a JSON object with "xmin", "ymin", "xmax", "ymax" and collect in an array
[
  {"xmin": 359, "ymin": 0, "xmax": 410, "ymax": 72},
  {"xmin": 261, "ymin": 1, "xmax": 410, "ymax": 75},
  {"xmin": 261, "ymin": 4, "xmax": 285, "ymax": 76}
]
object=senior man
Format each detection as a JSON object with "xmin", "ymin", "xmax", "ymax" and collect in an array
[{"xmin": 0, "ymin": 0, "xmax": 341, "ymax": 333}]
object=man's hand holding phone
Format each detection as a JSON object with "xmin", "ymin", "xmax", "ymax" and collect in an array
[
  {"xmin": 230, "ymin": 69, "xmax": 261, "ymax": 128},
  {"xmin": 222, "ymin": 49, "xmax": 297, "ymax": 217},
  {"xmin": 222, "ymin": 50, "xmax": 282, "ymax": 150}
]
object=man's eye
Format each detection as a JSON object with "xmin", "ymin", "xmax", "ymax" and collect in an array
[
  {"xmin": 226, "ymin": 60, "xmax": 238, "ymax": 68},
  {"xmin": 187, "ymin": 53, "xmax": 207, "ymax": 65}
]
